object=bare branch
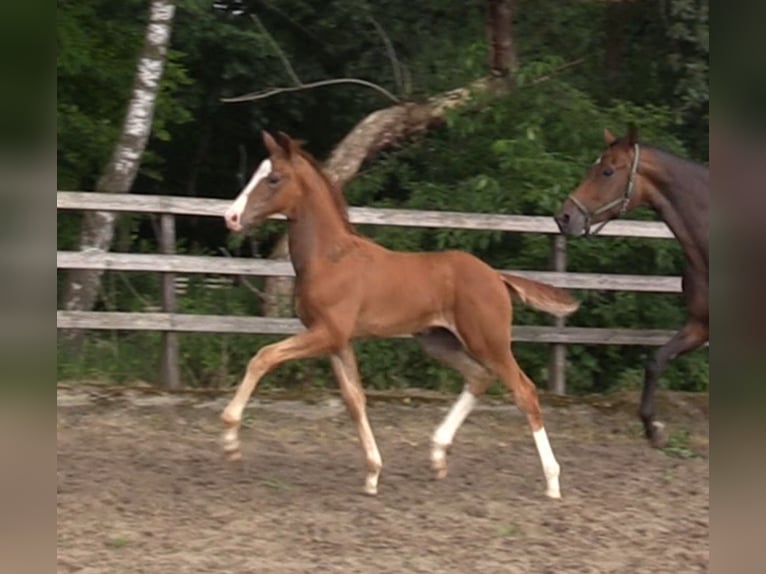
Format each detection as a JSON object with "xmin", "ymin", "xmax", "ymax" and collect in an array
[
  {"xmin": 249, "ymin": 13, "xmax": 301, "ymax": 86},
  {"xmin": 527, "ymin": 57, "xmax": 589, "ymax": 87},
  {"xmin": 221, "ymin": 78, "xmax": 401, "ymax": 105},
  {"xmin": 219, "ymin": 247, "xmax": 267, "ymax": 300},
  {"xmin": 367, "ymin": 14, "xmax": 403, "ymax": 96}
]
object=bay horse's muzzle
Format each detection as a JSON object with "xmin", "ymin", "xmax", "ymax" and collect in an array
[{"xmin": 554, "ymin": 201, "xmax": 588, "ymax": 236}]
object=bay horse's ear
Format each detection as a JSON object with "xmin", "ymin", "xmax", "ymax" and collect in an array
[
  {"xmin": 627, "ymin": 123, "xmax": 639, "ymax": 146},
  {"xmin": 262, "ymin": 130, "xmax": 285, "ymax": 159},
  {"xmin": 603, "ymin": 128, "xmax": 617, "ymax": 146}
]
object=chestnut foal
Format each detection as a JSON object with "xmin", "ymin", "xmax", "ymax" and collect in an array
[{"xmin": 222, "ymin": 130, "xmax": 579, "ymax": 498}]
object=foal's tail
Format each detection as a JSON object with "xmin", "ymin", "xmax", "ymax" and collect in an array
[{"xmin": 500, "ymin": 272, "xmax": 579, "ymax": 318}]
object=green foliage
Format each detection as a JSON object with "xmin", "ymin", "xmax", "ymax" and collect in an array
[{"xmin": 57, "ymin": 0, "xmax": 708, "ymax": 395}]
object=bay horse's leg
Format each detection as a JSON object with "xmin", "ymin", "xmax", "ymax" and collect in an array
[
  {"xmin": 416, "ymin": 329, "xmax": 494, "ymax": 479},
  {"xmin": 330, "ymin": 346, "xmax": 383, "ymax": 495},
  {"xmin": 640, "ymin": 319, "xmax": 708, "ymax": 448},
  {"xmin": 221, "ymin": 328, "xmax": 334, "ymax": 461},
  {"xmin": 495, "ymin": 354, "xmax": 561, "ymax": 499}
]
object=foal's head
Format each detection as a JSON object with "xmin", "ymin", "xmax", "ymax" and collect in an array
[
  {"xmin": 224, "ymin": 130, "xmax": 309, "ymax": 232},
  {"xmin": 555, "ymin": 126, "xmax": 648, "ymax": 236}
]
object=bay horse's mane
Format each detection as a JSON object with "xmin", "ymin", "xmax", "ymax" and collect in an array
[
  {"xmin": 609, "ymin": 137, "xmax": 709, "ymax": 170},
  {"xmin": 292, "ymin": 144, "xmax": 358, "ymax": 235}
]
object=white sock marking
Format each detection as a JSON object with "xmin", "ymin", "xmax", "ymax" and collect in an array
[
  {"xmin": 224, "ymin": 159, "xmax": 272, "ymax": 229},
  {"xmin": 533, "ymin": 427, "xmax": 561, "ymax": 498},
  {"xmin": 433, "ymin": 389, "xmax": 477, "ymax": 448}
]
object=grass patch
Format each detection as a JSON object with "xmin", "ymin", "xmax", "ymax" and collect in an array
[
  {"xmin": 259, "ymin": 478, "xmax": 291, "ymax": 490},
  {"xmin": 104, "ymin": 535, "xmax": 131, "ymax": 549},
  {"xmin": 662, "ymin": 429, "xmax": 699, "ymax": 459}
]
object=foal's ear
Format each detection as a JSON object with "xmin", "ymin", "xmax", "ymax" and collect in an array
[
  {"xmin": 276, "ymin": 131, "xmax": 296, "ymax": 158},
  {"xmin": 603, "ymin": 128, "xmax": 617, "ymax": 146},
  {"xmin": 626, "ymin": 123, "xmax": 639, "ymax": 146},
  {"xmin": 262, "ymin": 130, "xmax": 285, "ymax": 159}
]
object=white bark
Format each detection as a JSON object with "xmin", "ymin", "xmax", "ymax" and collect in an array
[{"xmin": 62, "ymin": 0, "xmax": 176, "ymax": 330}]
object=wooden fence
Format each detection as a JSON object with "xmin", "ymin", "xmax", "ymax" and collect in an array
[{"xmin": 57, "ymin": 191, "xmax": 680, "ymax": 394}]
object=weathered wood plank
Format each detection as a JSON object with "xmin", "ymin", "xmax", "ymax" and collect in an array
[
  {"xmin": 56, "ymin": 251, "xmax": 682, "ymax": 293},
  {"xmin": 57, "ymin": 191, "xmax": 674, "ymax": 238},
  {"xmin": 159, "ymin": 214, "xmax": 180, "ymax": 390},
  {"xmin": 56, "ymin": 311, "xmax": 678, "ymax": 346}
]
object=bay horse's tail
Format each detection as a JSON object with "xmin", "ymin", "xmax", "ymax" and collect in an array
[{"xmin": 500, "ymin": 272, "xmax": 579, "ymax": 318}]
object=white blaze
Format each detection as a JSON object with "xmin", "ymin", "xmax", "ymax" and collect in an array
[{"xmin": 224, "ymin": 159, "xmax": 272, "ymax": 230}]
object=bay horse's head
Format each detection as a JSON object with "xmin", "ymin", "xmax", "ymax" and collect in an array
[
  {"xmin": 224, "ymin": 130, "xmax": 305, "ymax": 233},
  {"xmin": 555, "ymin": 126, "xmax": 646, "ymax": 236}
]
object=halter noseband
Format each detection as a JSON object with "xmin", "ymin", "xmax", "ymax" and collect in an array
[{"xmin": 568, "ymin": 143, "xmax": 641, "ymax": 236}]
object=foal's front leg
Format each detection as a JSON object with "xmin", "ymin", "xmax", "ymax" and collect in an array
[
  {"xmin": 221, "ymin": 328, "xmax": 333, "ymax": 461},
  {"xmin": 330, "ymin": 346, "xmax": 383, "ymax": 495}
]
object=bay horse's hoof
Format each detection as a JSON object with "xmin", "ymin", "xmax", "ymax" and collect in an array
[{"xmin": 647, "ymin": 420, "xmax": 668, "ymax": 449}]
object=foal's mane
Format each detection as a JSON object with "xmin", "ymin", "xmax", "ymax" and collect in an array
[{"xmin": 292, "ymin": 145, "xmax": 358, "ymax": 235}]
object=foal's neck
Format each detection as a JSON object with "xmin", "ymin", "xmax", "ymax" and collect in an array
[
  {"xmin": 641, "ymin": 148, "xmax": 709, "ymax": 272},
  {"xmin": 287, "ymin": 179, "xmax": 354, "ymax": 276}
]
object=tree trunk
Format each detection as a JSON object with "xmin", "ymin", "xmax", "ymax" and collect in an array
[
  {"xmin": 605, "ymin": 0, "xmax": 624, "ymax": 81},
  {"xmin": 61, "ymin": 0, "xmax": 176, "ymax": 347},
  {"xmin": 487, "ymin": 0, "xmax": 517, "ymax": 81}
]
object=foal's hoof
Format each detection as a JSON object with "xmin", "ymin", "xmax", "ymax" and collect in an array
[
  {"xmin": 432, "ymin": 460, "xmax": 448, "ymax": 480},
  {"xmin": 647, "ymin": 421, "xmax": 668, "ymax": 449},
  {"xmin": 431, "ymin": 446, "xmax": 448, "ymax": 480},
  {"xmin": 225, "ymin": 450, "xmax": 243, "ymax": 462},
  {"xmin": 363, "ymin": 484, "xmax": 378, "ymax": 496}
]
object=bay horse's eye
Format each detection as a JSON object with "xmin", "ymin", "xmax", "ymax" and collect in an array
[{"xmin": 602, "ymin": 167, "xmax": 614, "ymax": 177}]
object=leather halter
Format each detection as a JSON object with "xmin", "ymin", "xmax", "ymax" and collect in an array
[{"xmin": 568, "ymin": 143, "xmax": 641, "ymax": 236}]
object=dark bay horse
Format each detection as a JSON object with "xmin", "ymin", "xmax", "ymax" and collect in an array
[
  {"xmin": 222, "ymin": 130, "xmax": 580, "ymax": 498},
  {"xmin": 554, "ymin": 126, "xmax": 709, "ymax": 448}
]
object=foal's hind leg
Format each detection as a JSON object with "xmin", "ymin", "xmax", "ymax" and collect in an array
[
  {"xmin": 495, "ymin": 355, "xmax": 561, "ymax": 499},
  {"xmin": 330, "ymin": 346, "xmax": 383, "ymax": 495},
  {"xmin": 417, "ymin": 329, "xmax": 494, "ymax": 479}
]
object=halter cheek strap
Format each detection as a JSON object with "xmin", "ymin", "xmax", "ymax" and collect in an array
[{"xmin": 568, "ymin": 143, "xmax": 641, "ymax": 236}]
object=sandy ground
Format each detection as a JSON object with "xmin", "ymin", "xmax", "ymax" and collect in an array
[{"xmin": 57, "ymin": 385, "xmax": 708, "ymax": 573}]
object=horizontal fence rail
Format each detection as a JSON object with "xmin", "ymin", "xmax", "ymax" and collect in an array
[
  {"xmin": 57, "ymin": 191, "xmax": 675, "ymax": 238},
  {"xmin": 57, "ymin": 311, "xmax": 677, "ymax": 346},
  {"xmin": 57, "ymin": 191, "xmax": 684, "ymax": 392},
  {"xmin": 56, "ymin": 251, "xmax": 682, "ymax": 293}
]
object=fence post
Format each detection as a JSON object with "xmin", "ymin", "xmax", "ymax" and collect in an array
[
  {"xmin": 159, "ymin": 213, "xmax": 181, "ymax": 390},
  {"xmin": 548, "ymin": 234, "xmax": 567, "ymax": 394}
]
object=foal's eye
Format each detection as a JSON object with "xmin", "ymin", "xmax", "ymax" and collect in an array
[
  {"xmin": 267, "ymin": 173, "xmax": 281, "ymax": 186},
  {"xmin": 602, "ymin": 167, "xmax": 614, "ymax": 177}
]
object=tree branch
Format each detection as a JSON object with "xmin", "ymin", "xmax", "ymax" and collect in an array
[
  {"xmin": 527, "ymin": 56, "xmax": 589, "ymax": 87},
  {"xmin": 219, "ymin": 247, "xmax": 267, "ymax": 300},
  {"xmin": 249, "ymin": 12, "xmax": 301, "ymax": 86},
  {"xmin": 221, "ymin": 78, "xmax": 401, "ymax": 105},
  {"xmin": 367, "ymin": 14, "xmax": 403, "ymax": 96}
]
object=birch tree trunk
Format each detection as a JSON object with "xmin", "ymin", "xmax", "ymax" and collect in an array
[{"xmin": 61, "ymin": 0, "xmax": 176, "ymax": 346}]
